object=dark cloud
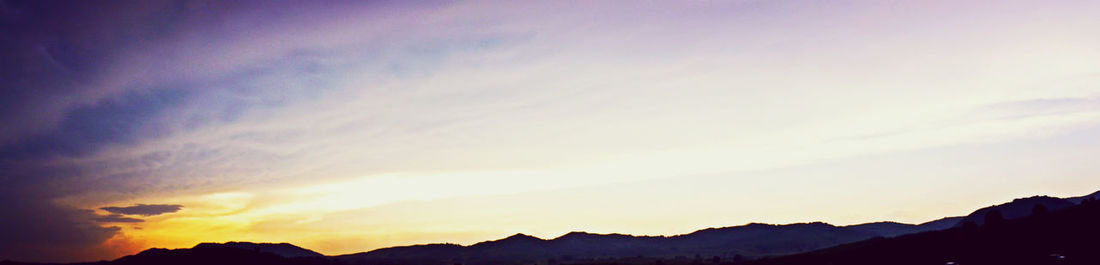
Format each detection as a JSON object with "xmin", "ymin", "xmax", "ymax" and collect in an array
[
  {"xmin": 94, "ymin": 214, "xmax": 145, "ymax": 223},
  {"xmin": 0, "ymin": 1, "xmax": 227, "ymax": 262},
  {"xmin": 0, "ymin": 0, "xmax": 293, "ymax": 149},
  {"xmin": 0, "ymin": 0, "xmax": 396, "ymax": 262},
  {"xmin": 0, "ymin": 87, "xmax": 192, "ymax": 160},
  {"xmin": 0, "ymin": 0, "xmax": 182, "ymax": 146},
  {"xmin": 0, "ymin": 188, "xmax": 123, "ymax": 262},
  {"xmin": 100, "ymin": 204, "xmax": 183, "ymax": 217}
]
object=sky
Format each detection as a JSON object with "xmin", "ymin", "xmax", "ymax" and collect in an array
[{"xmin": 2, "ymin": 0, "xmax": 1100, "ymax": 262}]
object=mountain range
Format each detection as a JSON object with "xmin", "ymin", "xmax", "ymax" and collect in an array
[
  {"xmin": 2, "ymin": 190, "xmax": 1096, "ymax": 265},
  {"xmin": 741, "ymin": 195, "xmax": 1100, "ymax": 265},
  {"xmin": 192, "ymin": 242, "xmax": 323, "ymax": 258},
  {"xmin": 340, "ymin": 222, "xmax": 872, "ymax": 265}
]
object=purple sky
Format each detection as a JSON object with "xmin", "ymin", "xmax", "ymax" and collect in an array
[{"xmin": 2, "ymin": 0, "xmax": 1100, "ymax": 262}]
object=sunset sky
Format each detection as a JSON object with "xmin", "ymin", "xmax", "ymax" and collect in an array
[{"xmin": 2, "ymin": 0, "xmax": 1100, "ymax": 262}]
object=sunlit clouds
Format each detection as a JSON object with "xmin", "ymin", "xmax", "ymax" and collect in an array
[{"xmin": 2, "ymin": 0, "xmax": 1100, "ymax": 262}]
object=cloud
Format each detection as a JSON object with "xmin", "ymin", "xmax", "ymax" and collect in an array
[
  {"xmin": 3, "ymin": 0, "xmax": 1100, "ymax": 262},
  {"xmin": 94, "ymin": 214, "xmax": 144, "ymax": 223},
  {"xmin": 0, "ymin": 190, "xmax": 123, "ymax": 262},
  {"xmin": 100, "ymin": 204, "xmax": 183, "ymax": 217}
]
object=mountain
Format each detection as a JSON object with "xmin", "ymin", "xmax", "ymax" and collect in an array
[
  {"xmin": 670, "ymin": 222, "xmax": 875, "ymax": 257},
  {"xmin": 5, "ymin": 190, "xmax": 1095, "ymax": 265},
  {"xmin": 955, "ymin": 195, "xmax": 1075, "ymax": 227},
  {"xmin": 0, "ymin": 243, "xmax": 328, "ymax": 265},
  {"xmin": 914, "ymin": 216, "xmax": 965, "ymax": 230},
  {"xmin": 1066, "ymin": 190, "xmax": 1100, "ymax": 204},
  {"xmin": 192, "ymin": 242, "xmax": 324, "ymax": 258},
  {"xmin": 843, "ymin": 216, "xmax": 964, "ymax": 238},
  {"xmin": 844, "ymin": 222, "xmax": 926, "ymax": 238},
  {"xmin": 109, "ymin": 246, "xmax": 328, "ymax": 265},
  {"xmin": 740, "ymin": 199, "xmax": 1100, "ymax": 265},
  {"xmin": 336, "ymin": 222, "xmax": 880, "ymax": 265}
]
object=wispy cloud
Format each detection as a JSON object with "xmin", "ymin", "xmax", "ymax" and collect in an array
[{"xmin": 3, "ymin": 0, "xmax": 1100, "ymax": 262}]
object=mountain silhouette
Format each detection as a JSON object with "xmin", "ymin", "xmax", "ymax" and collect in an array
[
  {"xmin": 3, "ymin": 190, "xmax": 1096, "ymax": 265},
  {"xmin": 1066, "ymin": 190, "xmax": 1100, "ymax": 204},
  {"xmin": 193, "ymin": 242, "xmax": 323, "ymax": 258},
  {"xmin": 110, "ymin": 246, "xmax": 329, "ymax": 265},
  {"xmin": 739, "ymin": 197, "xmax": 1100, "ymax": 265},
  {"xmin": 338, "ymin": 222, "xmax": 883, "ymax": 265},
  {"xmin": 955, "ymin": 195, "xmax": 1075, "ymax": 227},
  {"xmin": 843, "ymin": 216, "xmax": 964, "ymax": 238},
  {"xmin": 913, "ymin": 216, "xmax": 967, "ymax": 230},
  {"xmin": 345, "ymin": 214, "xmax": 979, "ymax": 265}
]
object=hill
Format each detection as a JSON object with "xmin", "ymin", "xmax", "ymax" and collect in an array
[
  {"xmin": 193, "ymin": 242, "xmax": 324, "ymax": 258},
  {"xmin": 1066, "ymin": 190, "xmax": 1100, "ymax": 204},
  {"xmin": 742, "ymin": 199, "xmax": 1100, "ymax": 265},
  {"xmin": 842, "ymin": 216, "xmax": 963, "ymax": 238},
  {"xmin": 337, "ymin": 222, "xmax": 879, "ymax": 265},
  {"xmin": 955, "ymin": 195, "xmax": 1075, "ymax": 227},
  {"xmin": 110, "ymin": 246, "xmax": 329, "ymax": 265},
  {"xmin": 3, "ymin": 190, "xmax": 1095, "ymax": 265}
]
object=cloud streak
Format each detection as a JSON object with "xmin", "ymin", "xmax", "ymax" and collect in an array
[{"xmin": 2, "ymin": 0, "xmax": 1100, "ymax": 262}]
